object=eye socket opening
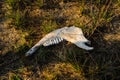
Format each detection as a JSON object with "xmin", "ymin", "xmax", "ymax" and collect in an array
[{"xmin": 84, "ymin": 41, "xmax": 91, "ymax": 47}]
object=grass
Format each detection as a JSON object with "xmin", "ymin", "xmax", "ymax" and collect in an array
[
  {"xmin": 36, "ymin": 0, "xmax": 44, "ymax": 7},
  {"xmin": 41, "ymin": 20, "xmax": 58, "ymax": 34},
  {"xmin": 0, "ymin": 0, "xmax": 120, "ymax": 80},
  {"xmin": 9, "ymin": 73, "xmax": 21, "ymax": 80}
]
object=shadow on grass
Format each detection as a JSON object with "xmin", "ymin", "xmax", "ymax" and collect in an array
[
  {"xmin": 0, "ymin": 33, "xmax": 120, "ymax": 80},
  {"xmin": 0, "ymin": 43, "xmax": 63, "ymax": 76},
  {"xmin": 0, "ymin": 15, "xmax": 120, "ymax": 80}
]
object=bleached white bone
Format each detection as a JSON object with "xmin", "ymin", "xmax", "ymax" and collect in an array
[{"xmin": 25, "ymin": 26, "xmax": 93, "ymax": 56}]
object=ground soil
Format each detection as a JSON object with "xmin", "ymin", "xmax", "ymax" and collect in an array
[{"xmin": 0, "ymin": 1, "xmax": 120, "ymax": 80}]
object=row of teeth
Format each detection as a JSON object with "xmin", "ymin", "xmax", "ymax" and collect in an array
[{"xmin": 43, "ymin": 37, "xmax": 63, "ymax": 46}]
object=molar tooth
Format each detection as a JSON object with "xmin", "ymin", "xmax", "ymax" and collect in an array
[
  {"xmin": 53, "ymin": 39, "xmax": 57, "ymax": 44},
  {"xmin": 55, "ymin": 37, "xmax": 59, "ymax": 44},
  {"xmin": 51, "ymin": 39, "xmax": 54, "ymax": 45},
  {"xmin": 43, "ymin": 42, "xmax": 47, "ymax": 46},
  {"xmin": 58, "ymin": 37, "xmax": 63, "ymax": 42},
  {"xmin": 57, "ymin": 37, "xmax": 61, "ymax": 42},
  {"xmin": 43, "ymin": 40, "xmax": 50, "ymax": 46},
  {"xmin": 61, "ymin": 37, "xmax": 63, "ymax": 41},
  {"xmin": 49, "ymin": 39, "xmax": 52, "ymax": 45}
]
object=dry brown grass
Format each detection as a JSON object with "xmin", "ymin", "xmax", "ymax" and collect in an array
[{"xmin": 0, "ymin": 0, "xmax": 120, "ymax": 80}]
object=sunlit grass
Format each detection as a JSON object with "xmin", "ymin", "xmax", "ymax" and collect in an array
[
  {"xmin": 41, "ymin": 20, "xmax": 58, "ymax": 34},
  {"xmin": 1, "ymin": 0, "xmax": 120, "ymax": 80}
]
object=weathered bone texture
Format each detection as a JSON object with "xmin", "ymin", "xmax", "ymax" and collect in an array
[{"xmin": 26, "ymin": 26, "xmax": 93, "ymax": 56}]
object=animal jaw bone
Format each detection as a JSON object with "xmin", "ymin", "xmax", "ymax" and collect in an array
[
  {"xmin": 25, "ymin": 26, "xmax": 93, "ymax": 56},
  {"xmin": 25, "ymin": 27, "xmax": 67, "ymax": 56},
  {"xmin": 43, "ymin": 37, "xmax": 64, "ymax": 46},
  {"xmin": 59, "ymin": 26, "xmax": 93, "ymax": 50}
]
